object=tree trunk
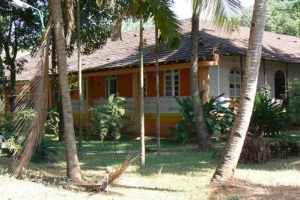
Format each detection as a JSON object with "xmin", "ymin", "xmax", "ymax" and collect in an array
[
  {"xmin": 51, "ymin": 32, "xmax": 64, "ymax": 142},
  {"xmin": 76, "ymin": 0, "xmax": 83, "ymax": 152},
  {"xmin": 8, "ymin": 60, "xmax": 16, "ymax": 112},
  {"xmin": 51, "ymin": 0, "xmax": 83, "ymax": 182},
  {"xmin": 190, "ymin": 13, "xmax": 212, "ymax": 150},
  {"xmin": 211, "ymin": 0, "xmax": 269, "ymax": 182},
  {"xmin": 139, "ymin": 14, "xmax": 145, "ymax": 166},
  {"xmin": 0, "ymin": 47, "xmax": 3, "ymax": 100},
  {"xmin": 155, "ymin": 24, "xmax": 160, "ymax": 155}
]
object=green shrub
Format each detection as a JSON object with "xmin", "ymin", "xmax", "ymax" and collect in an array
[
  {"xmin": 45, "ymin": 108, "xmax": 60, "ymax": 135},
  {"xmin": 0, "ymin": 109, "xmax": 37, "ymax": 156},
  {"xmin": 171, "ymin": 93, "xmax": 235, "ymax": 142},
  {"xmin": 32, "ymin": 135, "xmax": 58, "ymax": 163},
  {"xmin": 89, "ymin": 94, "xmax": 127, "ymax": 141},
  {"xmin": 240, "ymin": 137, "xmax": 272, "ymax": 163},
  {"xmin": 249, "ymin": 86, "xmax": 287, "ymax": 137},
  {"xmin": 240, "ymin": 135, "xmax": 299, "ymax": 163},
  {"xmin": 270, "ymin": 134, "xmax": 299, "ymax": 159},
  {"xmin": 287, "ymin": 79, "xmax": 300, "ymax": 123}
]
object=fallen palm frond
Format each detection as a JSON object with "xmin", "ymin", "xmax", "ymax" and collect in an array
[
  {"xmin": 12, "ymin": 17, "xmax": 52, "ymax": 176},
  {"xmin": 80, "ymin": 155, "xmax": 137, "ymax": 191}
]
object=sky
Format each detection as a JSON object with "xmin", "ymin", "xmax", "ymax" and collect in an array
[{"xmin": 172, "ymin": 0, "xmax": 255, "ymax": 19}]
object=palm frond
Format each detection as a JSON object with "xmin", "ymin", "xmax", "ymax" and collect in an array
[
  {"xmin": 150, "ymin": 0, "xmax": 182, "ymax": 49},
  {"xmin": 12, "ymin": 17, "xmax": 52, "ymax": 175},
  {"xmin": 200, "ymin": 0, "xmax": 244, "ymax": 32}
]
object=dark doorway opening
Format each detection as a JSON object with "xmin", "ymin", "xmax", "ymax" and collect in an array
[{"xmin": 275, "ymin": 71, "xmax": 285, "ymax": 99}]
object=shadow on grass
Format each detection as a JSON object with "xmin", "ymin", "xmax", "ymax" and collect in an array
[
  {"xmin": 72, "ymin": 139, "xmax": 220, "ymax": 175},
  {"xmin": 238, "ymin": 156, "xmax": 300, "ymax": 171},
  {"xmin": 210, "ymin": 180, "xmax": 300, "ymax": 200}
]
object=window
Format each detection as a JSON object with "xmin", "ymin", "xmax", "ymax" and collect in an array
[
  {"xmin": 164, "ymin": 69, "xmax": 180, "ymax": 96},
  {"xmin": 106, "ymin": 75, "xmax": 117, "ymax": 97},
  {"xmin": 229, "ymin": 69, "xmax": 241, "ymax": 97},
  {"xmin": 275, "ymin": 71, "xmax": 285, "ymax": 99}
]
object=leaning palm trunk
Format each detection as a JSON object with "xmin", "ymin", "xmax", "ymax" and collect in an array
[
  {"xmin": 211, "ymin": 0, "xmax": 269, "ymax": 182},
  {"xmin": 139, "ymin": 14, "xmax": 145, "ymax": 166},
  {"xmin": 12, "ymin": 18, "xmax": 52, "ymax": 175},
  {"xmin": 190, "ymin": 13, "xmax": 212, "ymax": 150},
  {"xmin": 51, "ymin": 0, "xmax": 82, "ymax": 182}
]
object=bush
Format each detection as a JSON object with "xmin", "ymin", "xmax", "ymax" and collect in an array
[
  {"xmin": 249, "ymin": 86, "xmax": 287, "ymax": 137},
  {"xmin": 0, "ymin": 109, "xmax": 37, "ymax": 156},
  {"xmin": 171, "ymin": 93, "xmax": 235, "ymax": 142},
  {"xmin": 240, "ymin": 135, "xmax": 299, "ymax": 163},
  {"xmin": 89, "ymin": 94, "xmax": 127, "ymax": 141},
  {"xmin": 287, "ymin": 79, "xmax": 300, "ymax": 123},
  {"xmin": 32, "ymin": 135, "xmax": 58, "ymax": 163},
  {"xmin": 240, "ymin": 137, "xmax": 272, "ymax": 163},
  {"xmin": 45, "ymin": 108, "xmax": 60, "ymax": 135}
]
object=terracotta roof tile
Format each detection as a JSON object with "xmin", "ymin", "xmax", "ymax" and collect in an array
[{"xmin": 15, "ymin": 19, "xmax": 300, "ymax": 80}]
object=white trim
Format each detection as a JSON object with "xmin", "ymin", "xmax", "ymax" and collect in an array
[
  {"xmin": 105, "ymin": 75, "xmax": 117, "ymax": 98},
  {"xmin": 229, "ymin": 68, "xmax": 241, "ymax": 97},
  {"xmin": 164, "ymin": 69, "xmax": 180, "ymax": 97}
]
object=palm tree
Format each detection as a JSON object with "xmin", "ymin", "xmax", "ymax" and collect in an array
[
  {"xmin": 150, "ymin": 0, "xmax": 182, "ymax": 155},
  {"xmin": 211, "ymin": 0, "xmax": 269, "ymax": 182},
  {"xmin": 76, "ymin": 0, "xmax": 83, "ymax": 152},
  {"xmin": 191, "ymin": 0, "xmax": 243, "ymax": 150},
  {"xmin": 51, "ymin": 0, "xmax": 83, "ymax": 182}
]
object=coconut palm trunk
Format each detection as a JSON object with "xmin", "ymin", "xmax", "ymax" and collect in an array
[
  {"xmin": 76, "ymin": 0, "xmax": 83, "ymax": 152},
  {"xmin": 139, "ymin": 13, "xmax": 145, "ymax": 166},
  {"xmin": 211, "ymin": 0, "xmax": 269, "ymax": 182},
  {"xmin": 190, "ymin": 12, "xmax": 212, "ymax": 150},
  {"xmin": 51, "ymin": 0, "xmax": 83, "ymax": 182},
  {"xmin": 155, "ymin": 24, "xmax": 161, "ymax": 155}
]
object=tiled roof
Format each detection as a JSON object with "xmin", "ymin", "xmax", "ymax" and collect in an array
[{"xmin": 16, "ymin": 19, "xmax": 300, "ymax": 80}]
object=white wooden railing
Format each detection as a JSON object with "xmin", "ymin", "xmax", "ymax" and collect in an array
[
  {"xmin": 92, "ymin": 96, "xmax": 191, "ymax": 114},
  {"xmin": 71, "ymin": 100, "xmax": 88, "ymax": 112}
]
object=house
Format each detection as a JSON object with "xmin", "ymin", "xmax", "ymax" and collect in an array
[{"xmin": 14, "ymin": 19, "xmax": 300, "ymax": 137}]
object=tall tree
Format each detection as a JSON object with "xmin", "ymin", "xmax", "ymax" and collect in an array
[
  {"xmin": 76, "ymin": 0, "xmax": 83, "ymax": 152},
  {"xmin": 212, "ymin": 0, "xmax": 269, "ymax": 182},
  {"xmin": 240, "ymin": 0, "xmax": 300, "ymax": 37},
  {"xmin": 150, "ymin": 0, "xmax": 182, "ymax": 154},
  {"xmin": 51, "ymin": 0, "xmax": 82, "ymax": 182},
  {"xmin": 0, "ymin": 46, "xmax": 4, "ymax": 107},
  {"xmin": 191, "ymin": 0, "xmax": 243, "ymax": 150},
  {"xmin": 0, "ymin": 0, "xmax": 45, "ymax": 111}
]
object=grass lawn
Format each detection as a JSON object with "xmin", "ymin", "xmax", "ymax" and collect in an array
[{"xmin": 1, "ymin": 135, "xmax": 300, "ymax": 200}]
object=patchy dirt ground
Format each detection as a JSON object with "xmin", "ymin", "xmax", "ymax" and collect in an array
[
  {"xmin": 0, "ymin": 174, "xmax": 204, "ymax": 200},
  {"xmin": 1, "ymin": 172, "xmax": 300, "ymax": 200},
  {"xmin": 211, "ymin": 180, "xmax": 300, "ymax": 200}
]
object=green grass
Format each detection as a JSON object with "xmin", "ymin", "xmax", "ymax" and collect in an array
[{"xmin": 1, "ymin": 135, "xmax": 300, "ymax": 199}]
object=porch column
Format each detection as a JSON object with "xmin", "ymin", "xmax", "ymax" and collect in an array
[
  {"xmin": 133, "ymin": 72, "xmax": 140, "ymax": 136},
  {"xmin": 198, "ymin": 66, "xmax": 210, "ymax": 103}
]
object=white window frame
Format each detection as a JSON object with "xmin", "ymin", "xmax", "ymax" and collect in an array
[
  {"xmin": 229, "ymin": 68, "xmax": 241, "ymax": 97},
  {"xmin": 164, "ymin": 69, "xmax": 180, "ymax": 97},
  {"xmin": 106, "ymin": 75, "xmax": 117, "ymax": 98}
]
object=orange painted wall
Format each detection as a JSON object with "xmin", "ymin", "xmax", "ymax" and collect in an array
[
  {"xmin": 146, "ymin": 72, "xmax": 156, "ymax": 97},
  {"xmin": 145, "ymin": 121, "xmax": 176, "ymax": 137},
  {"xmin": 87, "ymin": 76, "xmax": 105, "ymax": 106},
  {"xmin": 118, "ymin": 74, "xmax": 133, "ymax": 97},
  {"xmin": 90, "ymin": 76, "xmax": 105, "ymax": 97},
  {"xmin": 70, "ymin": 90, "xmax": 79, "ymax": 99},
  {"xmin": 180, "ymin": 68, "xmax": 191, "ymax": 96},
  {"xmin": 159, "ymin": 71, "xmax": 164, "ymax": 96}
]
